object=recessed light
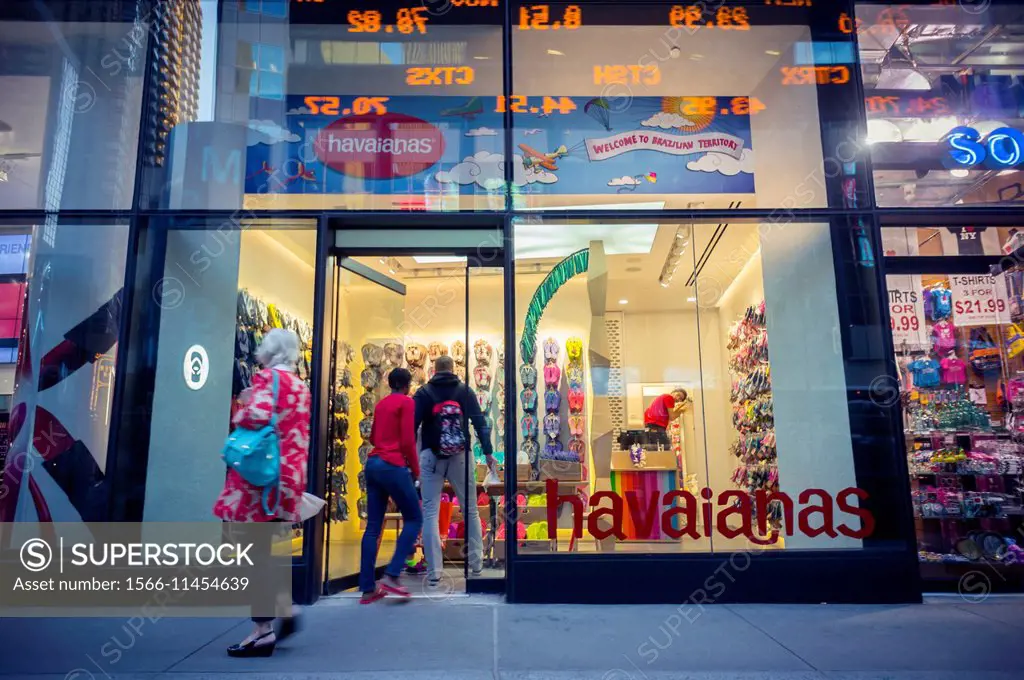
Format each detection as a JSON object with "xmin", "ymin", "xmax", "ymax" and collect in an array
[
  {"xmin": 619, "ymin": 299, "xmax": 629, "ymax": 305},
  {"xmin": 687, "ymin": 297, "xmax": 697, "ymax": 303},
  {"xmin": 690, "ymin": 54, "xmax": 704, "ymax": 61},
  {"xmin": 950, "ymin": 169, "xmax": 970, "ymax": 178},
  {"xmin": 473, "ymin": 56, "xmax": 489, "ymax": 60},
  {"xmin": 766, "ymin": 50, "xmax": 781, "ymax": 56},
  {"xmin": 547, "ymin": 49, "xmax": 565, "ymax": 56}
]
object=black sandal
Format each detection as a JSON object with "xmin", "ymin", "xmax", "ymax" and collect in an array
[{"xmin": 227, "ymin": 631, "xmax": 276, "ymax": 658}]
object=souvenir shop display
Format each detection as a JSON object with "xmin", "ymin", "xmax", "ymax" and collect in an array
[
  {"xmin": 472, "ymin": 339, "xmax": 496, "ymax": 465},
  {"xmin": 727, "ymin": 301, "xmax": 783, "ymax": 528},
  {"xmin": 452, "ymin": 340, "xmax": 467, "ymax": 381},
  {"xmin": 565, "ymin": 336, "xmax": 585, "ymax": 464},
  {"xmin": 406, "ymin": 343, "xmax": 428, "ymax": 388}
]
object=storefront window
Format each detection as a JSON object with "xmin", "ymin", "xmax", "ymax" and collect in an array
[
  {"xmin": 0, "ymin": 1, "xmax": 149, "ymax": 210},
  {"xmin": 0, "ymin": 220, "xmax": 129, "ymax": 523},
  {"xmin": 117, "ymin": 218, "xmax": 316, "ymax": 554},
  {"xmin": 513, "ymin": 217, "xmax": 880, "ymax": 554},
  {"xmin": 883, "ymin": 226, "xmax": 1021, "ymax": 257},
  {"xmin": 858, "ymin": 3, "xmax": 1024, "ymax": 208},
  {"xmin": 141, "ymin": 0, "xmax": 505, "ymax": 211},
  {"xmin": 885, "ymin": 228, "xmax": 1024, "ymax": 587},
  {"xmin": 511, "ymin": 1, "xmax": 866, "ymax": 210}
]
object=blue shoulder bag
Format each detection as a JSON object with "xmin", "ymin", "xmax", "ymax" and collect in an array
[{"xmin": 222, "ymin": 369, "xmax": 281, "ymax": 516}]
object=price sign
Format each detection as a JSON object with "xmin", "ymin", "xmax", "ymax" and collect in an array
[
  {"xmin": 888, "ymin": 276, "xmax": 926, "ymax": 346},
  {"xmin": 949, "ymin": 275, "xmax": 1010, "ymax": 327}
]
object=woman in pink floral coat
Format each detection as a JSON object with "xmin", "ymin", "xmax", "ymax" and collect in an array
[{"xmin": 214, "ymin": 328, "xmax": 311, "ymax": 657}]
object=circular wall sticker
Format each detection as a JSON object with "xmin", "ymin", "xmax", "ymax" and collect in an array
[{"xmin": 184, "ymin": 344, "xmax": 209, "ymax": 391}]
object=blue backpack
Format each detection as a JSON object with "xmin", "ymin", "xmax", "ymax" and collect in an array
[{"xmin": 222, "ymin": 370, "xmax": 281, "ymax": 516}]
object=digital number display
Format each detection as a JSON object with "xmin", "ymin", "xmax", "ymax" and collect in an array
[
  {"xmin": 347, "ymin": 8, "xmax": 428, "ymax": 34},
  {"xmin": 302, "ymin": 96, "xmax": 390, "ymax": 115},
  {"xmin": 764, "ymin": 0, "xmax": 814, "ymax": 6},
  {"xmin": 449, "ymin": 0, "xmax": 499, "ymax": 5},
  {"xmin": 865, "ymin": 95, "xmax": 951, "ymax": 117},
  {"xmin": 518, "ymin": 4, "xmax": 582, "ymax": 30},
  {"xmin": 593, "ymin": 65, "xmax": 661, "ymax": 86},
  {"xmin": 676, "ymin": 96, "xmax": 767, "ymax": 117},
  {"xmin": 406, "ymin": 67, "xmax": 475, "ymax": 86},
  {"xmin": 670, "ymin": 6, "xmax": 750, "ymax": 30},
  {"xmin": 497, "ymin": 95, "xmax": 577, "ymax": 115},
  {"xmin": 781, "ymin": 66, "xmax": 850, "ymax": 86}
]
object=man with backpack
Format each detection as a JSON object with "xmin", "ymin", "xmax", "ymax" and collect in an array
[{"xmin": 414, "ymin": 355, "xmax": 494, "ymax": 586}]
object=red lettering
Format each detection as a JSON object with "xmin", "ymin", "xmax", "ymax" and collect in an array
[
  {"xmin": 546, "ymin": 479, "xmax": 583, "ymax": 539},
  {"xmin": 797, "ymin": 489, "xmax": 837, "ymax": 538},
  {"xmin": 836, "ymin": 487, "xmax": 875, "ymax": 539},
  {"xmin": 625, "ymin": 490, "xmax": 660, "ymax": 538},
  {"xmin": 662, "ymin": 490, "xmax": 700, "ymax": 539},
  {"xmin": 588, "ymin": 491, "xmax": 626, "ymax": 541},
  {"xmin": 715, "ymin": 490, "xmax": 753, "ymax": 539}
]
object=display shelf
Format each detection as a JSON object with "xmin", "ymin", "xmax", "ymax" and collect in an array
[{"xmin": 610, "ymin": 449, "xmax": 677, "ymax": 471}]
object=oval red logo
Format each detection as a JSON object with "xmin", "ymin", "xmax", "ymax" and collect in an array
[{"xmin": 313, "ymin": 112, "xmax": 446, "ymax": 180}]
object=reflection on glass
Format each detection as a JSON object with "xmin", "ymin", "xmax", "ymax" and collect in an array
[{"xmin": 858, "ymin": 3, "xmax": 1024, "ymax": 207}]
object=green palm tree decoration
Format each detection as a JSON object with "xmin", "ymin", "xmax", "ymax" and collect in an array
[{"xmin": 520, "ymin": 248, "xmax": 589, "ymax": 363}]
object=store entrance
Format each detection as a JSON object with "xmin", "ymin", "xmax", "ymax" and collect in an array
[{"xmin": 322, "ymin": 230, "xmax": 507, "ymax": 596}]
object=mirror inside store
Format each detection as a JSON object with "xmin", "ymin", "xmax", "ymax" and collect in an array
[{"xmin": 885, "ymin": 227, "xmax": 1024, "ymax": 588}]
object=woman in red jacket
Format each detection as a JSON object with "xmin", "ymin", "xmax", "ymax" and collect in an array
[
  {"xmin": 359, "ymin": 367, "xmax": 424, "ymax": 603},
  {"xmin": 214, "ymin": 328, "xmax": 311, "ymax": 657}
]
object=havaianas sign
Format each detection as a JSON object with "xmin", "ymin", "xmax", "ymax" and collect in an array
[
  {"xmin": 946, "ymin": 125, "xmax": 1024, "ymax": 170},
  {"xmin": 544, "ymin": 480, "xmax": 876, "ymax": 543}
]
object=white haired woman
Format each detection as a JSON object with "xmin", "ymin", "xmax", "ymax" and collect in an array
[{"xmin": 214, "ymin": 328, "xmax": 311, "ymax": 657}]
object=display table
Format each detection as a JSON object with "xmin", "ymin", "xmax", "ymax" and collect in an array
[{"xmin": 609, "ymin": 449, "xmax": 680, "ymax": 541}]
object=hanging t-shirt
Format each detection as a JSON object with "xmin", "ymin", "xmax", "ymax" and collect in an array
[
  {"xmin": 908, "ymin": 358, "xmax": 941, "ymax": 388},
  {"xmin": 940, "ymin": 357, "xmax": 967, "ymax": 385},
  {"xmin": 931, "ymin": 321, "xmax": 957, "ymax": 353},
  {"xmin": 929, "ymin": 287, "xmax": 952, "ymax": 320},
  {"xmin": 946, "ymin": 227, "xmax": 988, "ymax": 256}
]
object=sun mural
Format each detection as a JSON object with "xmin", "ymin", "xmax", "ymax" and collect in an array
[{"xmin": 661, "ymin": 97, "xmax": 716, "ymax": 133}]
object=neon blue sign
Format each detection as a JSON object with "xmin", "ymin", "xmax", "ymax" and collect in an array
[{"xmin": 946, "ymin": 125, "xmax": 1024, "ymax": 169}]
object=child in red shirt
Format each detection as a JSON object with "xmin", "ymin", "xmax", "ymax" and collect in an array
[{"xmin": 359, "ymin": 368, "xmax": 423, "ymax": 603}]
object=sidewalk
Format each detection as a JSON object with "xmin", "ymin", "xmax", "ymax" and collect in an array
[{"xmin": 1, "ymin": 595, "xmax": 1022, "ymax": 680}]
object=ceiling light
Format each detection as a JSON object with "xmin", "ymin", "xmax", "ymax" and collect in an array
[
  {"xmin": 690, "ymin": 54, "xmax": 704, "ymax": 61},
  {"xmin": 876, "ymin": 67, "xmax": 931, "ymax": 91},
  {"xmin": 687, "ymin": 297, "xmax": 697, "ymax": 303},
  {"xmin": 950, "ymin": 168, "xmax": 970, "ymax": 178},
  {"xmin": 766, "ymin": 50, "xmax": 781, "ymax": 56},
  {"xmin": 473, "ymin": 56, "xmax": 489, "ymax": 60},
  {"xmin": 660, "ymin": 281, "xmax": 671, "ymax": 289},
  {"xmin": 866, "ymin": 119, "xmax": 903, "ymax": 145},
  {"xmin": 618, "ymin": 299, "xmax": 629, "ymax": 305},
  {"xmin": 999, "ymin": 169, "xmax": 1019, "ymax": 176},
  {"xmin": 547, "ymin": 49, "xmax": 564, "ymax": 56}
]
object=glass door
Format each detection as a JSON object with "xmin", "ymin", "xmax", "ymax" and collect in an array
[{"xmin": 324, "ymin": 259, "xmax": 407, "ymax": 592}]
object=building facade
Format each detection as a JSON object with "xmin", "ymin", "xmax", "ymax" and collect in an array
[{"xmin": 2, "ymin": 0, "xmax": 1024, "ymax": 604}]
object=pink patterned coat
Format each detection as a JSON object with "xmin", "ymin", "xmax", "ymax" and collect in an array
[{"xmin": 214, "ymin": 367, "xmax": 311, "ymax": 522}]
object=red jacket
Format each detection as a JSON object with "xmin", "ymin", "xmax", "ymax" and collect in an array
[{"xmin": 370, "ymin": 393, "xmax": 420, "ymax": 479}]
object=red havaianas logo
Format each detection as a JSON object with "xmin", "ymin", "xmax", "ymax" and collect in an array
[
  {"xmin": 314, "ymin": 112, "xmax": 445, "ymax": 180},
  {"xmin": 544, "ymin": 480, "xmax": 875, "ymax": 543}
]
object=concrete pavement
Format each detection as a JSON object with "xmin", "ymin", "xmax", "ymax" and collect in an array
[{"xmin": 1, "ymin": 595, "xmax": 1022, "ymax": 680}]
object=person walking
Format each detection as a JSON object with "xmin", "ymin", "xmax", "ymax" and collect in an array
[
  {"xmin": 359, "ymin": 367, "xmax": 424, "ymax": 603},
  {"xmin": 414, "ymin": 355, "xmax": 494, "ymax": 587},
  {"xmin": 214, "ymin": 328, "xmax": 310, "ymax": 658}
]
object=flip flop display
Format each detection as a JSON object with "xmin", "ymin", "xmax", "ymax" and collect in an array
[{"xmin": 564, "ymin": 336, "xmax": 585, "ymax": 463}]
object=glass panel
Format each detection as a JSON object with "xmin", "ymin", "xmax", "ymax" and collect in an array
[
  {"xmin": 858, "ymin": 3, "xmax": 1024, "ymax": 208},
  {"xmin": 511, "ymin": 218, "xmax": 707, "ymax": 553},
  {"xmin": 329, "ymin": 255, "xmax": 473, "ymax": 593},
  {"xmin": 883, "ymin": 226, "xmax": 1020, "ymax": 257},
  {"xmin": 326, "ymin": 264, "xmax": 407, "ymax": 584},
  {"xmin": 468, "ymin": 263, "xmax": 505, "ymax": 578},
  {"xmin": 0, "ymin": 2, "xmax": 149, "ymax": 209},
  {"xmin": 888, "ymin": 266, "xmax": 1024, "ymax": 589},
  {"xmin": 142, "ymin": 0, "xmax": 505, "ymax": 211},
  {"xmin": 0, "ymin": 221, "xmax": 129, "ymax": 522},
  {"xmin": 511, "ymin": 1, "xmax": 865, "ymax": 210},
  {"xmin": 127, "ymin": 219, "xmax": 316, "ymax": 555},
  {"xmin": 513, "ymin": 217, "xmax": 883, "ymax": 554}
]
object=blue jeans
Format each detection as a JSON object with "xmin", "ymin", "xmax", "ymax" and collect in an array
[{"xmin": 359, "ymin": 456, "xmax": 423, "ymax": 594}]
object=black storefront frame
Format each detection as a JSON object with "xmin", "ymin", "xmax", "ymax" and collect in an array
[{"xmin": 12, "ymin": 0, "xmax": 1024, "ymax": 605}]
